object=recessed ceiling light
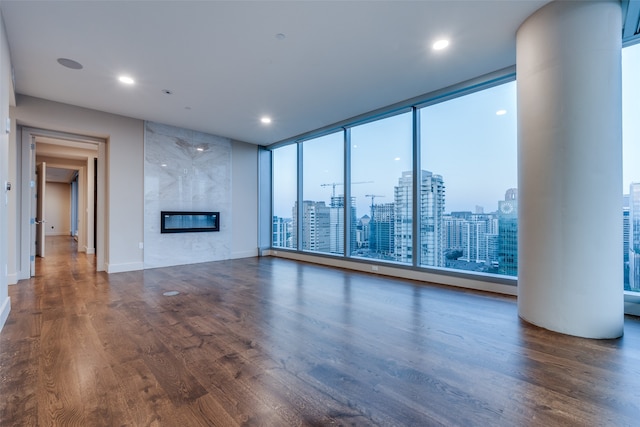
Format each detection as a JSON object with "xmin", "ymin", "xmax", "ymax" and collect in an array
[
  {"xmin": 496, "ymin": 109, "xmax": 507, "ymax": 116},
  {"xmin": 161, "ymin": 89, "xmax": 173, "ymax": 95},
  {"xmin": 161, "ymin": 163, "xmax": 167, "ymax": 167},
  {"xmin": 261, "ymin": 117, "xmax": 272, "ymax": 124},
  {"xmin": 196, "ymin": 147, "xmax": 204, "ymax": 152},
  {"xmin": 394, "ymin": 157, "xmax": 401, "ymax": 161},
  {"xmin": 57, "ymin": 58, "xmax": 83, "ymax": 70},
  {"xmin": 118, "ymin": 75, "xmax": 135, "ymax": 85},
  {"xmin": 432, "ymin": 39, "xmax": 450, "ymax": 50},
  {"xmin": 276, "ymin": 33, "xmax": 286, "ymax": 40}
]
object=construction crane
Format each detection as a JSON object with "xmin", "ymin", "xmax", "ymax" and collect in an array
[
  {"xmin": 365, "ymin": 194, "xmax": 385, "ymax": 220},
  {"xmin": 365, "ymin": 194, "xmax": 385, "ymax": 254},
  {"xmin": 320, "ymin": 181, "xmax": 373, "ymax": 198}
]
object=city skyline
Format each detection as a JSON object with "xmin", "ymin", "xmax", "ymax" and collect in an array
[{"xmin": 273, "ymin": 167, "xmax": 519, "ymax": 276}]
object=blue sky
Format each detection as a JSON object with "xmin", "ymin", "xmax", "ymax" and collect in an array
[{"xmin": 623, "ymin": 42, "xmax": 640, "ymax": 198}]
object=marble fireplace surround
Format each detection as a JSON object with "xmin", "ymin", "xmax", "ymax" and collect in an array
[{"xmin": 144, "ymin": 122, "xmax": 232, "ymax": 268}]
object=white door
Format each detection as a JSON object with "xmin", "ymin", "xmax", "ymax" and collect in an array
[
  {"xmin": 28, "ymin": 136, "xmax": 36, "ymax": 277},
  {"xmin": 36, "ymin": 162, "xmax": 47, "ymax": 258}
]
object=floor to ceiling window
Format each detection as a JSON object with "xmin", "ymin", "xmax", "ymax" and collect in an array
[
  {"xmin": 419, "ymin": 81, "xmax": 517, "ymax": 276},
  {"xmin": 349, "ymin": 111, "xmax": 413, "ymax": 263},
  {"xmin": 301, "ymin": 132, "xmax": 344, "ymax": 255},
  {"xmin": 623, "ymin": 42, "xmax": 640, "ymax": 292},
  {"xmin": 272, "ymin": 144, "xmax": 297, "ymax": 249},
  {"xmin": 270, "ymin": 75, "xmax": 518, "ymax": 281}
]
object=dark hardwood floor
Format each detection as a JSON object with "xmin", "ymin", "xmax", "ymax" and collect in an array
[{"xmin": 1, "ymin": 236, "xmax": 640, "ymax": 426}]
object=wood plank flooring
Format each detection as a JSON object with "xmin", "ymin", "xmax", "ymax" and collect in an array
[{"xmin": 2, "ymin": 236, "xmax": 640, "ymax": 426}]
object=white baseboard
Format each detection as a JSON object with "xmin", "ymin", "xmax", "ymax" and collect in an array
[
  {"xmin": 231, "ymin": 249, "xmax": 259, "ymax": 259},
  {"xmin": 624, "ymin": 292, "xmax": 640, "ymax": 317},
  {"xmin": 46, "ymin": 231, "xmax": 71, "ymax": 236},
  {"xmin": 7, "ymin": 272, "xmax": 18, "ymax": 285},
  {"xmin": 269, "ymin": 250, "xmax": 518, "ymax": 296},
  {"xmin": 106, "ymin": 262, "xmax": 144, "ymax": 274},
  {"xmin": 0, "ymin": 296, "xmax": 11, "ymax": 333},
  {"xmin": 85, "ymin": 247, "xmax": 95, "ymax": 255}
]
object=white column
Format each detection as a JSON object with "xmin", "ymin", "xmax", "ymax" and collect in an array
[{"xmin": 516, "ymin": 0, "xmax": 623, "ymax": 338}]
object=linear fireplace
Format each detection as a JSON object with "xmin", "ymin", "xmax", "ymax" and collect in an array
[{"xmin": 160, "ymin": 211, "xmax": 220, "ymax": 233}]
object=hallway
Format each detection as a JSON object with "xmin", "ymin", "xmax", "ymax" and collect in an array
[{"xmin": 35, "ymin": 236, "xmax": 96, "ymax": 277}]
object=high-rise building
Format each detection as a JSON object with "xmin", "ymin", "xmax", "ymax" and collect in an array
[
  {"xmin": 498, "ymin": 188, "xmax": 518, "ymax": 276},
  {"xmin": 349, "ymin": 197, "xmax": 359, "ymax": 255},
  {"xmin": 460, "ymin": 215, "xmax": 492, "ymax": 263},
  {"xmin": 486, "ymin": 232, "xmax": 499, "ymax": 268},
  {"xmin": 370, "ymin": 202, "xmax": 395, "ymax": 258},
  {"xmin": 356, "ymin": 215, "xmax": 371, "ymax": 249},
  {"xmin": 329, "ymin": 195, "xmax": 344, "ymax": 254},
  {"xmin": 292, "ymin": 201, "xmax": 331, "ymax": 252},
  {"xmin": 394, "ymin": 171, "xmax": 413, "ymax": 263},
  {"xmin": 443, "ymin": 214, "xmax": 465, "ymax": 254},
  {"xmin": 486, "ymin": 217, "xmax": 500, "ymax": 267},
  {"xmin": 328, "ymin": 195, "xmax": 357, "ymax": 254},
  {"xmin": 460, "ymin": 220, "xmax": 480, "ymax": 262},
  {"xmin": 272, "ymin": 216, "xmax": 292, "ymax": 248},
  {"xmin": 393, "ymin": 170, "xmax": 445, "ymax": 266},
  {"xmin": 629, "ymin": 183, "xmax": 640, "ymax": 291},
  {"xmin": 624, "ymin": 205, "xmax": 630, "ymax": 290},
  {"xmin": 420, "ymin": 171, "xmax": 446, "ymax": 267}
]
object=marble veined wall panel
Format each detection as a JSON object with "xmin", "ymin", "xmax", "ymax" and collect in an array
[{"xmin": 144, "ymin": 122, "xmax": 232, "ymax": 268}]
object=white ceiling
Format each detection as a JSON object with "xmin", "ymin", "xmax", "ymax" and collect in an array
[
  {"xmin": 45, "ymin": 166, "xmax": 77, "ymax": 184},
  {"xmin": 36, "ymin": 139, "xmax": 98, "ymax": 183},
  {"xmin": 1, "ymin": 1, "xmax": 554, "ymax": 146}
]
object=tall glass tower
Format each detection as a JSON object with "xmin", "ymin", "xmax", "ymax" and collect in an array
[
  {"xmin": 629, "ymin": 183, "xmax": 640, "ymax": 291},
  {"xmin": 498, "ymin": 188, "xmax": 518, "ymax": 277},
  {"xmin": 369, "ymin": 202, "xmax": 395, "ymax": 258}
]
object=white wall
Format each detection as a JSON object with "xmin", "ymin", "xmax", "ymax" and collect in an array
[
  {"xmin": 11, "ymin": 95, "xmax": 144, "ymax": 273},
  {"xmin": 0, "ymin": 10, "xmax": 14, "ymax": 331},
  {"xmin": 45, "ymin": 182, "xmax": 71, "ymax": 236},
  {"xmin": 7, "ymin": 96, "xmax": 16, "ymax": 286},
  {"xmin": 231, "ymin": 140, "xmax": 258, "ymax": 259}
]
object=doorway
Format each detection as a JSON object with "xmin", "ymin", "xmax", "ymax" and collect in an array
[
  {"xmin": 35, "ymin": 164, "xmax": 81, "ymax": 258},
  {"xmin": 19, "ymin": 127, "xmax": 106, "ymax": 279}
]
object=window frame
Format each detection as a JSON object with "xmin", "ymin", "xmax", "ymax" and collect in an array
[{"xmin": 268, "ymin": 67, "xmax": 517, "ymax": 287}]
